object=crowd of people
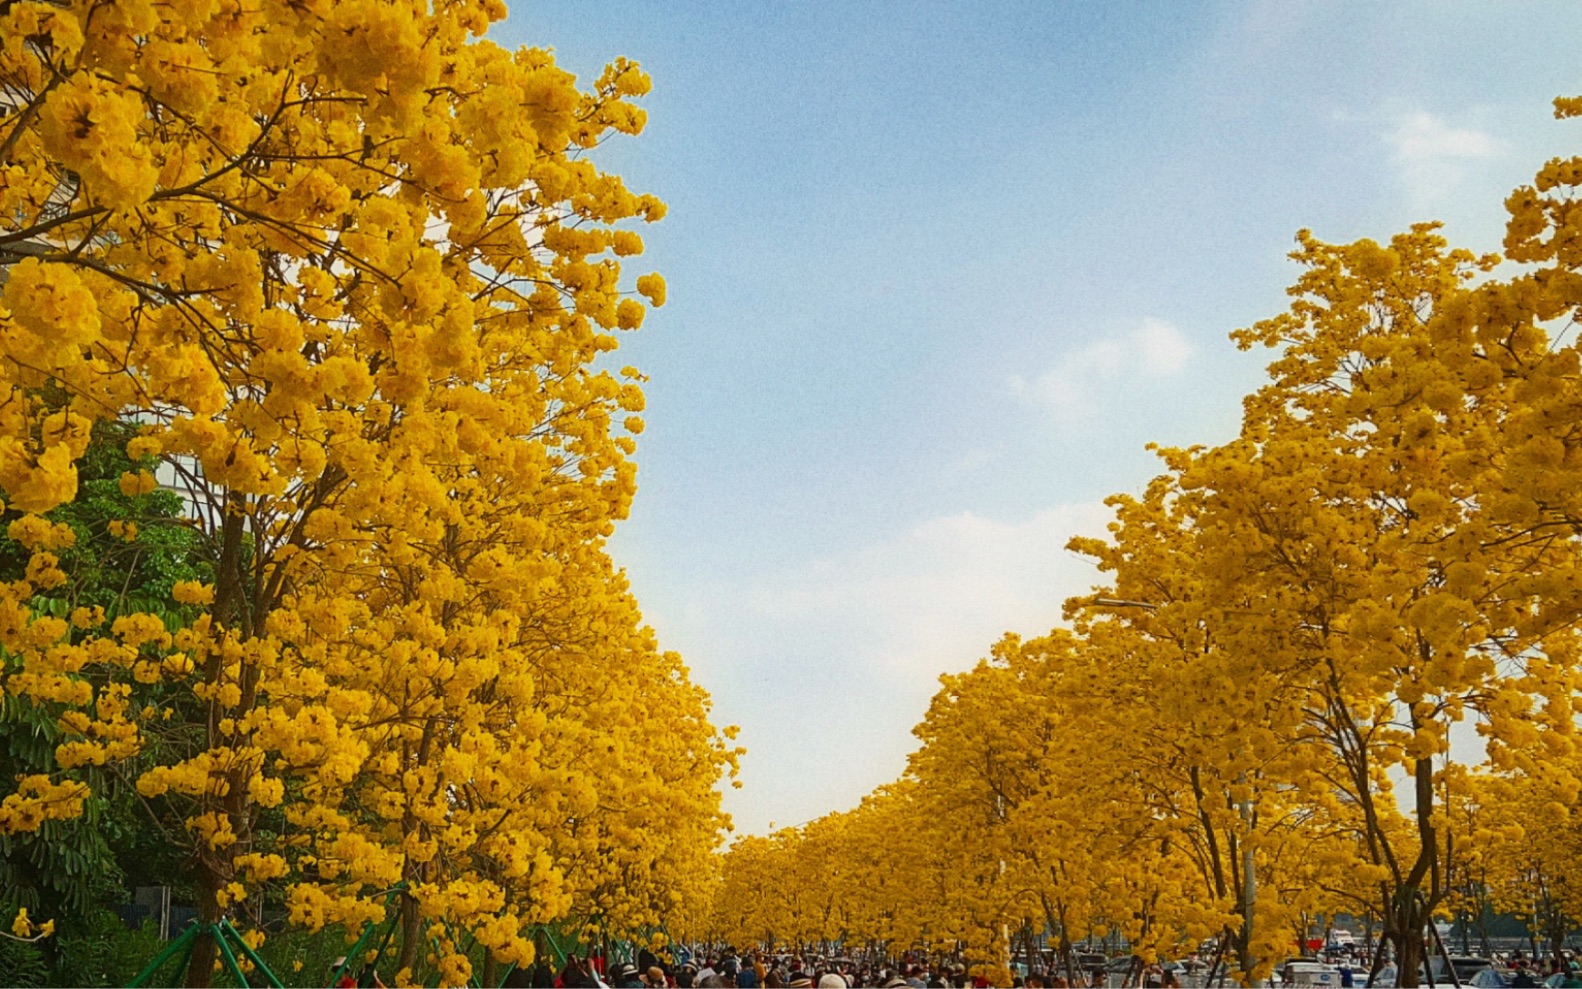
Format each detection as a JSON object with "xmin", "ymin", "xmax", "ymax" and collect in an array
[
  {"xmin": 500, "ymin": 948, "xmax": 1023, "ymax": 988},
  {"xmin": 477, "ymin": 944, "xmax": 1582, "ymax": 989}
]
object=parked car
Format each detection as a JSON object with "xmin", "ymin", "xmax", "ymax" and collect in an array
[
  {"xmin": 1468, "ymin": 968, "xmax": 1509, "ymax": 989},
  {"xmin": 1365, "ymin": 958, "xmax": 1498, "ymax": 987},
  {"xmin": 1440, "ymin": 957, "xmax": 1497, "ymax": 983}
]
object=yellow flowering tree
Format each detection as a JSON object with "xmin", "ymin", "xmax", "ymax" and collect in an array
[{"xmin": 0, "ymin": 0, "xmax": 733, "ymax": 985}]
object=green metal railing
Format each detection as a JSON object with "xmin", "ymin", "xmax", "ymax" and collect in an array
[
  {"xmin": 126, "ymin": 893, "xmax": 640, "ymax": 989},
  {"xmin": 128, "ymin": 917, "xmax": 284, "ymax": 989}
]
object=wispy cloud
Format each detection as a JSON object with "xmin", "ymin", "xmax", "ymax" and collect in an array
[
  {"xmin": 1135, "ymin": 317, "xmax": 1195, "ymax": 375},
  {"xmin": 1386, "ymin": 111, "xmax": 1503, "ymax": 210},
  {"xmin": 1010, "ymin": 318, "xmax": 1195, "ymax": 425},
  {"xmin": 1389, "ymin": 111, "xmax": 1500, "ymax": 161},
  {"xmin": 745, "ymin": 502, "xmax": 1113, "ymax": 683}
]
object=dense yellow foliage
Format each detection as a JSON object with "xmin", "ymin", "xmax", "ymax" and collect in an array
[
  {"xmin": 705, "ymin": 93, "xmax": 1582, "ymax": 988},
  {"xmin": 0, "ymin": 1, "xmax": 735, "ymax": 985}
]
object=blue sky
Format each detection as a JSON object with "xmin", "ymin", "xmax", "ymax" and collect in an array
[{"xmin": 495, "ymin": 2, "xmax": 1582, "ymax": 836}]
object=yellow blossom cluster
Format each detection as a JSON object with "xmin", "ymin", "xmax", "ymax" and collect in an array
[{"xmin": 7, "ymin": 906, "xmax": 55, "ymax": 941}]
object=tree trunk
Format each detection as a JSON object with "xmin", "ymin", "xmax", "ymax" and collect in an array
[
  {"xmin": 185, "ymin": 884, "xmax": 221, "ymax": 988},
  {"xmin": 1547, "ymin": 909, "xmax": 1568, "ymax": 969},
  {"xmin": 185, "ymin": 491, "xmax": 253, "ymax": 988},
  {"xmin": 1227, "ymin": 829, "xmax": 1255, "ymax": 985},
  {"xmin": 1391, "ymin": 906, "xmax": 1428, "ymax": 989},
  {"xmin": 398, "ymin": 885, "xmax": 422, "ymax": 977}
]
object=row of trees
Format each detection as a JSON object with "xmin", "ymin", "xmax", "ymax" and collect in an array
[
  {"xmin": 704, "ymin": 94, "xmax": 1582, "ymax": 987},
  {"xmin": 0, "ymin": 1, "xmax": 735, "ymax": 986}
]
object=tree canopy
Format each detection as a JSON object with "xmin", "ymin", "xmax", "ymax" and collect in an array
[{"xmin": 0, "ymin": 0, "xmax": 736, "ymax": 985}]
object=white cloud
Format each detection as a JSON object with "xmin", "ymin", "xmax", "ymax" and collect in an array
[
  {"xmin": 1386, "ymin": 111, "xmax": 1503, "ymax": 210},
  {"xmin": 1135, "ymin": 317, "xmax": 1195, "ymax": 375},
  {"xmin": 1389, "ymin": 111, "xmax": 1500, "ymax": 163},
  {"xmin": 1010, "ymin": 318, "xmax": 1195, "ymax": 425},
  {"xmin": 745, "ymin": 501, "xmax": 1115, "ymax": 683}
]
